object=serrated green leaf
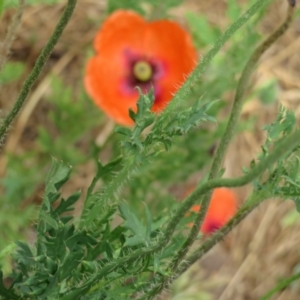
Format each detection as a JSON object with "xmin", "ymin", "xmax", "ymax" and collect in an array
[
  {"xmin": 40, "ymin": 211, "xmax": 58, "ymax": 230},
  {"xmin": 54, "ymin": 191, "xmax": 81, "ymax": 216},
  {"xmin": 86, "ymin": 157, "xmax": 122, "ymax": 199},
  {"xmin": 15, "ymin": 241, "xmax": 33, "ymax": 258},
  {"xmin": 118, "ymin": 202, "xmax": 147, "ymax": 246},
  {"xmin": 129, "ymin": 108, "xmax": 137, "ymax": 122},
  {"xmin": 114, "ymin": 126, "xmax": 132, "ymax": 137},
  {"xmin": 45, "ymin": 159, "xmax": 71, "ymax": 194},
  {"xmin": 96, "ymin": 157, "xmax": 122, "ymax": 180}
]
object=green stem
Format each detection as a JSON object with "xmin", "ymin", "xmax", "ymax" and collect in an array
[
  {"xmin": 144, "ymin": 191, "xmax": 268, "ymax": 297},
  {"xmin": 259, "ymin": 271, "xmax": 300, "ymax": 300},
  {"xmin": 80, "ymin": 159, "xmax": 135, "ymax": 229},
  {"xmin": 79, "ymin": 126, "xmax": 300, "ymax": 298},
  {"xmin": 0, "ymin": 0, "xmax": 77, "ymax": 148},
  {"xmin": 210, "ymin": 2, "xmax": 295, "ymax": 179},
  {"xmin": 168, "ymin": 0, "xmax": 296, "ymax": 275},
  {"xmin": 80, "ymin": 0, "xmax": 273, "ymax": 250},
  {"xmin": 138, "ymin": 127, "xmax": 300, "ymax": 299},
  {"xmin": 153, "ymin": 0, "xmax": 272, "ymax": 131},
  {"xmin": 179, "ymin": 192, "xmax": 267, "ymax": 273}
]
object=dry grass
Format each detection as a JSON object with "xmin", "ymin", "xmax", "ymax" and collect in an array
[{"xmin": 1, "ymin": 0, "xmax": 300, "ymax": 299}]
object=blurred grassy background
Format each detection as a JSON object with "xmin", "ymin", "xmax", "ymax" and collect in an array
[{"xmin": 0, "ymin": 0, "xmax": 300, "ymax": 299}]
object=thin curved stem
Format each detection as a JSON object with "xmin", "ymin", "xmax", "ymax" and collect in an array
[
  {"xmin": 168, "ymin": 0, "xmax": 296, "ymax": 275},
  {"xmin": 144, "ymin": 190, "xmax": 269, "ymax": 297},
  {"xmin": 139, "ymin": 2, "xmax": 297, "ymax": 296},
  {"xmin": 79, "ymin": 0, "xmax": 272, "ymax": 235},
  {"xmin": 84, "ymin": 125, "xmax": 300, "ymax": 297},
  {"xmin": 153, "ymin": 0, "xmax": 272, "ymax": 130},
  {"xmin": 259, "ymin": 271, "xmax": 300, "ymax": 300},
  {"xmin": 0, "ymin": 0, "xmax": 77, "ymax": 148},
  {"xmin": 177, "ymin": 192, "xmax": 267, "ymax": 274},
  {"xmin": 151, "ymin": 125, "xmax": 300, "ymax": 267},
  {"xmin": 138, "ymin": 126, "xmax": 300, "ymax": 299}
]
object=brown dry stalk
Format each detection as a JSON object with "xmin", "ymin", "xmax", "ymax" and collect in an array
[{"xmin": 0, "ymin": 0, "xmax": 25, "ymax": 73}]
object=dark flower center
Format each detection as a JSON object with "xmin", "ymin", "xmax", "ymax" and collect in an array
[
  {"xmin": 133, "ymin": 61, "xmax": 153, "ymax": 82},
  {"xmin": 206, "ymin": 221, "xmax": 221, "ymax": 234},
  {"xmin": 121, "ymin": 50, "xmax": 164, "ymax": 101}
]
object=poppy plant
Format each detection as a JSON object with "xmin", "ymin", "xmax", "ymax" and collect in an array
[
  {"xmin": 84, "ymin": 10, "xmax": 197, "ymax": 125},
  {"xmin": 189, "ymin": 188, "xmax": 238, "ymax": 235}
]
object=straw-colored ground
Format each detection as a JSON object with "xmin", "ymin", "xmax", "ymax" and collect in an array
[{"xmin": 1, "ymin": 0, "xmax": 300, "ymax": 299}]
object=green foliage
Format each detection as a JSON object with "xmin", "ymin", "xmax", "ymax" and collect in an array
[
  {"xmin": 260, "ymin": 271, "xmax": 300, "ymax": 300},
  {"xmin": 3, "ymin": 103, "xmax": 300, "ymax": 300},
  {"xmin": 3, "ymin": 0, "xmax": 61, "ymax": 8},
  {"xmin": 0, "ymin": 0, "xmax": 3, "ymax": 17},
  {"xmin": 0, "ymin": 153, "xmax": 40, "ymax": 267},
  {"xmin": 0, "ymin": 62, "xmax": 25, "ymax": 85},
  {"xmin": 107, "ymin": 0, "xmax": 146, "ymax": 15},
  {"xmin": 107, "ymin": 0, "xmax": 183, "ymax": 18},
  {"xmin": 0, "ymin": 244, "xmax": 16, "ymax": 275},
  {"xmin": 227, "ymin": 0, "xmax": 243, "ymax": 21},
  {"xmin": 0, "ymin": 76, "xmax": 101, "ymax": 260},
  {"xmin": 249, "ymin": 107, "xmax": 300, "ymax": 210},
  {"xmin": 0, "ymin": 160, "xmax": 88, "ymax": 299},
  {"xmin": 83, "ymin": 89, "xmax": 217, "ymax": 229},
  {"xmin": 0, "ymin": 159, "xmax": 183, "ymax": 299},
  {"xmin": 281, "ymin": 209, "xmax": 300, "ymax": 228},
  {"xmin": 118, "ymin": 202, "xmax": 152, "ymax": 246},
  {"xmin": 256, "ymin": 78, "xmax": 279, "ymax": 105},
  {"xmin": 1, "ymin": 0, "xmax": 300, "ymax": 299},
  {"xmin": 186, "ymin": 12, "xmax": 220, "ymax": 47},
  {"xmin": 37, "ymin": 76, "xmax": 101, "ymax": 164}
]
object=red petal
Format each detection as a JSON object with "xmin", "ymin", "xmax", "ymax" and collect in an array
[
  {"xmin": 202, "ymin": 188, "xmax": 238, "ymax": 234},
  {"xmin": 84, "ymin": 10, "xmax": 197, "ymax": 125},
  {"xmin": 142, "ymin": 20, "xmax": 197, "ymax": 111}
]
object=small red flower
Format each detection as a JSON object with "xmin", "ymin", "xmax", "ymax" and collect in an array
[
  {"xmin": 84, "ymin": 10, "xmax": 197, "ymax": 125},
  {"xmin": 189, "ymin": 188, "xmax": 238, "ymax": 235}
]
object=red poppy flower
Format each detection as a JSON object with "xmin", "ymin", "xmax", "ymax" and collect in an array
[
  {"xmin": 189, "ymin": 188, "xmax": 238, "ymax": 235},
  {"xmin": 84, "ymin": 10, "xmax": 197, "ymax": 125}
]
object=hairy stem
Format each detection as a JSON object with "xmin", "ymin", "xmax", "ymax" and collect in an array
[
  {"xmin": 80, "ymin": 126, "xmax": 300, "ymax": 298},
  {"xmin": 168, "ymin": 0, "xmax": 296, "ymax": 275},
  {"xmin": 25, "ymin": 0, "xmax": 77, "ymax": 253},
  {"xmin": 144, "ymin": 190, "xmax": 268, "ymax": 297},
  {"xmin": 153, "ymin": 0, "xmax": 271, "ymax": 130},
  {"xmin": 179, "ymin": 192, "xmax": 267, "ymax": 272},
  {"xmin": 164, "ymin": 127, "xmax": 300, "ymax": 243},
  {"xmin": 137, "ymin": 123, "xmax": 300, "ymax": 299},
  {"xmin": 139, "ymin": 6, "xmax": 297, "ymax": 297},
  {"xmin": 0, "ymin": 0, "xmax": 77, "ymax": 148},
  {"xmin": 79, "ymin": 0, "xmax": 272, "ymax": 235},
  {"xmin": 80, "ymin": 160, "xmax": 134, "ymax": 229}
]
